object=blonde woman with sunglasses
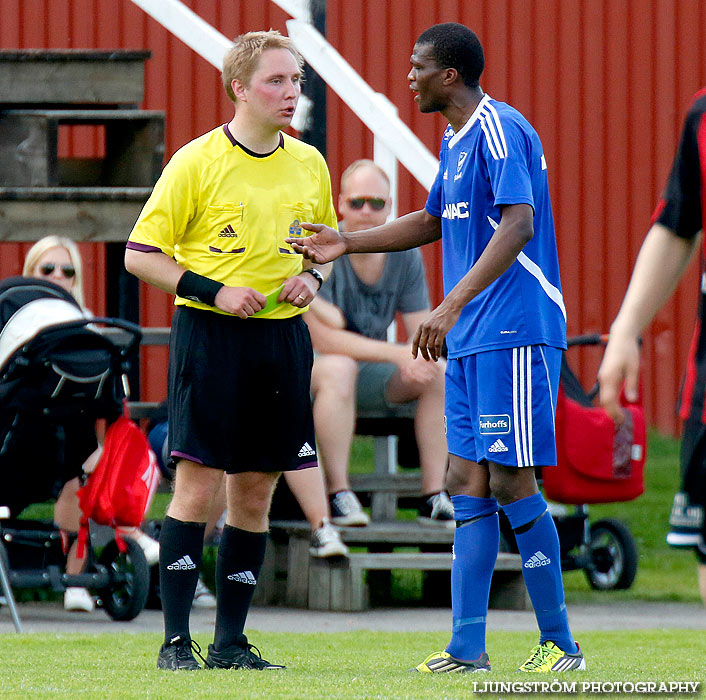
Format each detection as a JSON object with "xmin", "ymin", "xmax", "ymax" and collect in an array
[{"xmin": 22, "ymin": 235, "xmax": 85, "ymax": 307}]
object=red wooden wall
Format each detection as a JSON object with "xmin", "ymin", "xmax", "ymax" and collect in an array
[{"xmin": 1, "ymin": 0, "xmax": 705, "ymax": 434}]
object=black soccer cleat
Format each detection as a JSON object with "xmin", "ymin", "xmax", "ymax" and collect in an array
[
  {"xmin": 205, "ymin": 640, "xmax": 285, "ymax": 670},
  {"xmin": 157, "ymin": 634, "xmax": 204, "ymax": 671}
]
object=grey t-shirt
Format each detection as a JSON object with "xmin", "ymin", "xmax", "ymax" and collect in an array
[{"xmin": 318, "ymin": 250, "xmax": 430, "ymax": 340}]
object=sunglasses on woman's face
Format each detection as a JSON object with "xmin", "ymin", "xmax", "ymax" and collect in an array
[
  {"xmin": 39, "ymin": 263, "xmax": 76, "ymax": 279},
  {"xmin": 346, "ymin": 197, "xmax": 387, "ymax": 211}
]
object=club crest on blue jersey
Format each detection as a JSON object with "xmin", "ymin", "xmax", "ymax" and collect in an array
[
  {"xmin": 478, "ymin": 414, "xmax": 511, "ymax": 434},
  {"xmin": 288, "ymin": 219, "xmax": 304, "ymax": 237},
  {"xmin": 455, "ymin": 151, "xmax": 468, "ymax": 181}
]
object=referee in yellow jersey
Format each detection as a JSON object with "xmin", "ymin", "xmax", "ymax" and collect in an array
[{"xmin": 125, "ymin": 30, "xmax": 336, "ymax": 672}]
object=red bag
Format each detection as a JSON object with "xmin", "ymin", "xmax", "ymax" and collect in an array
[
  {"xmin": 76, "ymin": 414, "xmax": 160, "ymax": 556},
  {"xmin": 543, "ymin": 385, "xmax": 646, "ymax": 505}
]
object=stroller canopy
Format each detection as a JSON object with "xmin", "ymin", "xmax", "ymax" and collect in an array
[
  {"xmin": 0, "ymin": 276, "xmax": 133, "ymax": 517},
  {"xmin": 0, "ymin": 277, "xmax": 88, "ymax": 370}
]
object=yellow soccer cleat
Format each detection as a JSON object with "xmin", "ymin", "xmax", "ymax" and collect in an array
[
  {"xmin": 413, "ymin": 650, "xmax": 491, "ymax": 673},
  {"xmin": 518, "ymin": 641, "xmax": 586, "ymax": 672}
]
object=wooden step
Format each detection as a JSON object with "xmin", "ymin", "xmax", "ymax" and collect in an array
[
  {"xmin": 271, "ymin": 520, "xmax": 452, "ymax": 545},
  {"xmin": 0, "ymin": 109, "xmax": 165, "ymax": 187},
  {"xmin": 260, "ymin": 520, "xmax": 530, "ymax": 612},
  {"xmin": 0, "ymin": 49, "xmax": 150, "ymax": 106},
  {"xmin": 0, "ymin": 186, "xmax": 151, "ymax": 242},
  {"xmin": 349, "ymin": 472, "xmax": 422, "ymax": 495},
  {"xmin": 306, "ymin": 547, "xmax": 525, "ymax": 612}
]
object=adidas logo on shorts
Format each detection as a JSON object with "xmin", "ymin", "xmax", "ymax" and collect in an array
[
  {"xmin": 167, "ymin": 555, "xmax": 197, "ymax": 571},
  {"xmin": 228, "ymin": 570, "xmax": 257, "ymax": 585},
  {"xmin": 298, "ymin": 442, "xmax": 316, "ymax": 457},
  {"xmin": 524, "ymin": 551, "xmax": 551, "ymax": 569},
  {"xmin": 488, "ymin": 439, "xmax": 509, "ymax": 453}
]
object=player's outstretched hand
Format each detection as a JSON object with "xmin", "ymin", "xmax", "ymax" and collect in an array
[
  {"xmin": 286, "ymin": 223, "xmax": 347, "ymax": 264},
  {"xmin": 214, "ymin": 286, "xmax": 267, "ymax": 319},
  {"xmin": 597, "ymin": 332, "xmax": 640, "ymax": 424}
]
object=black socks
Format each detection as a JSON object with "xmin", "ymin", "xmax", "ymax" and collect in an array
[
  {"xmin": 159, "ymin": 515, "xmax": 206, "ymax": 643},
  {"xmin": 213, "ymin": 525, "xmax": 267, "ymax": 651}
]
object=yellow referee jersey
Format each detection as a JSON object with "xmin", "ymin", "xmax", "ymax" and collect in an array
[{"xmin": 127, "ymin": 125, "xmax": 338, "ymax": 319}]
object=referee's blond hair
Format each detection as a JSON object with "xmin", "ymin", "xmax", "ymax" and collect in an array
[{"xmin": 222, "ymin": 30, "xmax": 304, "ymax": 103}]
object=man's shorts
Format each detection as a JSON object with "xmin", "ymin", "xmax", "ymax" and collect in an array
[
  {"xmin": 356, "ymin": 361, "xmax": 416, "ymax": 416},
  {"xmin": 168, "ymin": 306, "xmax": 317, "ymax": 474},
  {"xmin": 679, "ymin": 418, "xmax": 706, "ymax": 508},
  {"xmin": 445, "ymin": 345, "xmax": 561, "ymax": 467},
  {"xmin": 679, "ymin": 419, "xmax": 706, "ymax": 563}
]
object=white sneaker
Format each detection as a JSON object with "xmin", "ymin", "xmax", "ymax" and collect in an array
[
  {"xmin": 117, "ymin": 528, "xmax": 160, "ymax": 566},
  {"xmin": 417, "ymin": 491, "xmax": 455, "ymax": 528},
  {"xmin": 192, "ymin": 576, "xmax": 216, "ymax": 609},
  {"xmin": 64, "ymin": 587, "xmax": 95, "ymax": 612},
  {"xmin": 329, "ymin": 490, "xmax": 370, "ymax": 527},
  {"xmin": 310, "ymin": 518, "xmax": 349, "ymax": 558}
]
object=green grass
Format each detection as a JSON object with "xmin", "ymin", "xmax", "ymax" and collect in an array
[
  {"xmin": 1, "ymin": 630, "xmax": 704, "ymax": 699},
  {"xmin": 7, "ymin": 433, "xmax": 706, "ymax": 698}
]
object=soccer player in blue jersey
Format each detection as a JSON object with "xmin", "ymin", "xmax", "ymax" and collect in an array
[{"xmin": 288, "ymin": 22, "xmax": 585, "ymax": 673}]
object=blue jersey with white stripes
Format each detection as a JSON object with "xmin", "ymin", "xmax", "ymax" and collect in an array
[{"xmin": 425, "ymin": 94, "xmax": 567, "ymax": 358}]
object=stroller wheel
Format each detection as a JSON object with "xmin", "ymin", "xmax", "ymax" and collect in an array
[
  {"xmin": 585, "ymin": 518, "xmax": 638, "ymax": 590},
  {"xmin": 96, "ymin": 537, "xmax": 150, "ymax": 621}
]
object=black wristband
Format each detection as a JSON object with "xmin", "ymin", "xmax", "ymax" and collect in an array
[
  {"xmin": 302, "ymin": 267, "xmax": 324, "ymax": 290},
  {"xmin": 176, "ymin": 270, "xmax": 224, "ymax": 306}
]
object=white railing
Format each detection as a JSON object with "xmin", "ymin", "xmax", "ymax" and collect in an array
[
  {"xmin": 128, "ymin": 0, "xmax": 438, "ymax": 205},
  {"xmin": 128, "ymin": 0, "xmax": 231, "ymax": 71}
]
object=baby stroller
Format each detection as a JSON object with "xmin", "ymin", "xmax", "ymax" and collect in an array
[
  {"xmin": 0, "ymin": 276, "xmax": 150, "ymax": 627},
  {"xmin": 501, "ymin": 334, "xmax": 644, "ymax": 590}
]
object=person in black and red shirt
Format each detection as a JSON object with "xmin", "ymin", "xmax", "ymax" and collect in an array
[{"xmin": 599, "ymin": 89, "xmax": 706, "ymax": 605}]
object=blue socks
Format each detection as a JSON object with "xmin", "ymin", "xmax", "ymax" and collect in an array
[
  {"xmin": 446, "ymin": 495, "xmax": 499, "ymax": 662},
  {"xmin": 502, "ymin": 493, "xmax": 578, "ymax": 653}
]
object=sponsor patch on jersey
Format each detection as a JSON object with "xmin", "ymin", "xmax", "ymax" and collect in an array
[
  {"xmin": 441, "ymin": 201, "xmax": 469, "ymax": 219},
  {"xmin": 478, "ymin": 414, "xmax": 511, "ymax": 435}
]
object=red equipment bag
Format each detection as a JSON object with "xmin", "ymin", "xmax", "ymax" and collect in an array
[
  {"xmin": 544, "ymin": 382, "xmax": 646, "ymax": 505},
  {"xmin": 76, "ymin": 412, "xmax": 159, "ymax": 556}
]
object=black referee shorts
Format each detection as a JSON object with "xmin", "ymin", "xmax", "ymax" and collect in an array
[{"xmin": 167, "ymin": 306, "xmax": 317, "ymax": 474}]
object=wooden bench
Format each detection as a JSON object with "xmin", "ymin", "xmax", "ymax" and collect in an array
[
  {"xmin": 0, "ymin": 49, "xmax": 151, "ymax": 106},
  {"xmin": 256, "ymin": 520, "xmax": 528, "ymax": 612},
  {"xmin": 0, "ymin": 186, "xmax": 152, "ymax": 242}
]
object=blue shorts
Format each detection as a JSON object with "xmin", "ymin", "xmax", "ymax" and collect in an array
[{"xmin": 445, "ymin": 345, "xmax": 561, "ymax": 467}]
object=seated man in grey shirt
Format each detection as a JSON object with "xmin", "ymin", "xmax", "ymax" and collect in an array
[{"xmin": 305, "ymin": 160, "xmax": 452, "ymax": 526}]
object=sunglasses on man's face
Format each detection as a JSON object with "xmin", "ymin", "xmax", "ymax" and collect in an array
[
  {"xmin": 346, "ymin": 197, "xmax": 387, "ymax": 211},
  {"xmin": 39, "ymin": 263, "xmax": 76, "ymax": 279}
]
